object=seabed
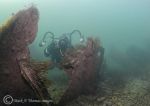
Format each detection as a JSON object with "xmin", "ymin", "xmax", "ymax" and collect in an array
[
  {"xmin": 37, "ymin": 64, "xmax": 150, "ymax": 106},
  {"xmin": 65, "ymin": 69, "xmax": 150, "ymax": 106}
]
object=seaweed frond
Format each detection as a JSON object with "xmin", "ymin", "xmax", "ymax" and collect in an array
[{"xmin": 0, "ymin": 16, "xmax": 15, "ymax": 34}]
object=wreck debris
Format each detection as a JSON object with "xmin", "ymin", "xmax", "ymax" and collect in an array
[
  {"xmin": 0, "ymin": 5, "xmax": 105, "ymax": 106},
  {"xmin": 29, "ymin": 59, "xmax": 53, "ymax": 88},
  {"xmin": 30, "ymin": 59, "xmax": 54, "ymax": 73},
  {"xmin": 0, "ymin": 7, "xmax": 53, "ymax": 106},
  {"xmin": 58, "ymin": 37, "xmax": 104, "ymax": 105}
]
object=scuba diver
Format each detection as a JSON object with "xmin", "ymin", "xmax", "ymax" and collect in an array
[{"xmin": 39, "ymin": 30, "xmax": 84, "ymax": 65}]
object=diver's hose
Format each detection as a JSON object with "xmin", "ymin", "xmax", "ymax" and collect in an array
[
  {"xmin": 39, "ymin": 30, "xmax": 84, "ymax": 47},
  {"xmin": 39, "ymin": 31, "xmax": 55, "ymax": 47},
  {"xmin": 70, "ymin": 30, "xmax": 82, "ymax": 36},
  {"xmin": 69, "ymin": 30, "xmax": 84, "ymax": 43},
  {"xmin": 60, "ymin": 49, "xmax": 64, "ymax": 57},
  {"xmin": 42, "ymin": 31, "xmax": 55, "ymax": 42}
]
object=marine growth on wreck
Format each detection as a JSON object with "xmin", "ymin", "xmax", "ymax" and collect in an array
[
  {"xmin": 0, "ymin": 6, "xmax": 104, "ymax": 106},
  {"xmin": 1, "ymin": 2, "xmax": 150, "ymax": 106}
]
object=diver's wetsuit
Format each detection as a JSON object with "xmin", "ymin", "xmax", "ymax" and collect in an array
[
  {"xmin": 40, "ymin": 30, "xmax": 84, "ymax": 66},
  {"xmin": 44, "ymin": 42, "xmax": 62, "ymax": 63},
  {"xmin": 44, "ymin": 35, "xmax": 71, "ymax": 64}
]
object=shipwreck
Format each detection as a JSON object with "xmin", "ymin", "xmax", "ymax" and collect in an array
[{"xmin": 0, "ymin": 6, "xmax": 104, "ymax": 106}]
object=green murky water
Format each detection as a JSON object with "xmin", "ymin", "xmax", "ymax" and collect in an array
[{"xmin": 0, "ymin": 0, "xmax": 150, "ymax": 105}]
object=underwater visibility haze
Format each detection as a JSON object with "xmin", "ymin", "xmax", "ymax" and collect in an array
[{"xmin": 0, "ymin": 0, "xmax": 150, "ymax": 106}]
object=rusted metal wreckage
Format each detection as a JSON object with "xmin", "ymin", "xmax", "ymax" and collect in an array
[{"xmin": 0, "ymin": 6, "xmax": 104, "ymax": 106}]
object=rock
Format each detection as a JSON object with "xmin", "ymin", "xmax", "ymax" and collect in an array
[
  {"xmin": 97, "ymin": 97, "xmax": 106, "ymax": 102},
  {"xmin": 103, "ymin": 101, "xmax": 112, "ymax": 106}
]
